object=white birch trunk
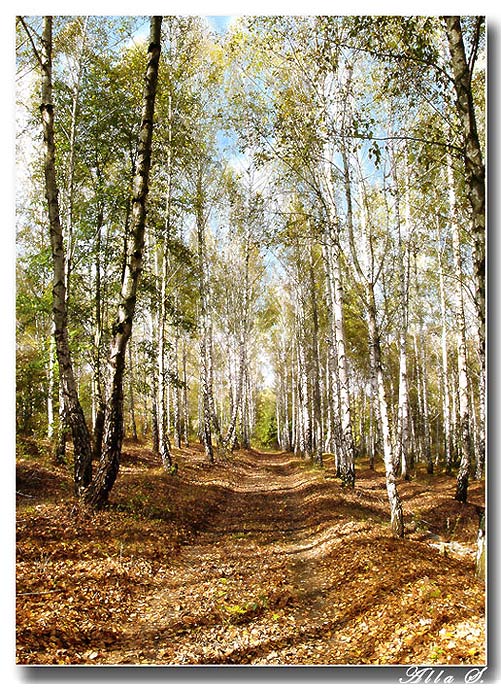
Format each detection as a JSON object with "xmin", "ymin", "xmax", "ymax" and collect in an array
[
  {"xmin": 63, "ymin": 17, "xmax": 88, "ymax": 302},
  {"xmin": 449, "ymin": 159, "xmax": 471, "ymax": 502},
  {"xmin": 85, "ymin": 17, "xmax": 162, "ymax": 507},
  {"xmin": 182, "ymin": 336, "xmax": 189, "ymax": 446},
  {"xmin": 437, "ymin": 241, "xmax": 453, "ymax": 472},
  {"xmin": 394, "ymin": 161, "xmax": 411, "ymax": 480},
  {"xmin": 40, "ymin": 16, "xmax": 93, "ymax": 493},
  {"xmin": 322, "ymin": 226, "xmax": 354, "ymax": 485},
  {"xmin": 367, "ymin": 284, "xmax": 405, "ymax": 538},
  {"xmin": 308, "ymin": 242, "xmax": 323, "ymax": 466},
  {"xmin": 47, "ymin": 328, "xmax": 55, "ymax": 440}
]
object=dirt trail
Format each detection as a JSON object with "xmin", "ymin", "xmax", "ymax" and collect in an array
[
  {"xmin": 100, "ymin": 449, "xmax": 485, "ymax": 665},
  {"xmin": 16, "ymin": 444, "xmax": 486, "ymax": 666},
  {"xmin": 104, "ymin": 450, "xmax": 325, "ymax": 664}
]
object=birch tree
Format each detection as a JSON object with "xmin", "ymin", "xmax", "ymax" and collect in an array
[
  {"xmin": 36, "ymin": 16, "xmax": 93, "ymax": 495},
  {"xmin": 364, "ymin": 213, "xmax": 405, "ymax": 537},
  {"xmin": 16, "ymin": 15, "xmax": 485, "ymax": 524},
  {"xmin": 448, "ymin": 159, "xmax": 472, "ymax": 503},
  {"xmin": 443, "ymin": 15, "xmax": 485, "ymax": 479},
  {"xmin": 85, "ymin": 16, "xmax": 162, "ymax": 508},
  {"xmin": 392, "ymin": 148, "xmax": 412, "ymax": 480}
]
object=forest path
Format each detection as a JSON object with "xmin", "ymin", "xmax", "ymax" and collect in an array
[
  {"xmin": 16, "ymin": 442, "xmax": 485, "ymax": 665},
  {"xmin": 100, "ymin": 447, "xmax": 485, "ymax": 666},
  {"xmin": 105, "ymin": 449, "xmax": 335, "ymax": 664}
]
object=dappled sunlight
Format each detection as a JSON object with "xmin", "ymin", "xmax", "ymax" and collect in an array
[
  {"xmin": 16, "ymin": 9, "xmax": 486, "ymax": 672},
  {"xmin": 17, "ymin": 441, "xmax": 485, "ymax": 665}
]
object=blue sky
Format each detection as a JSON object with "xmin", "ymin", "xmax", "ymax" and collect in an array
[
  {"xmin": 206, "ymin": 16, "xmax": 233, "ymax": 34},
  {"xmin": 133, "ymin": 16, "xmax": 233, "ymax": 41}
]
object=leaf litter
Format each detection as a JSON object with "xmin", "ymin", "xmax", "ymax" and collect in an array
[{"xmin": 16, "ymin": 441, "xmax": 485, "ymax": 665}]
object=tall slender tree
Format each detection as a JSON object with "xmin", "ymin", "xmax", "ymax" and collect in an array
[
  {"xmin": 37, "ymin": 16, "xmax": 93, "ymax": 495},
  {"xmin": 443, "ymin": 15, "xmax": 485, "ymax": 481},
  {"xmin": 85, "ymin": 16, "xmax": 163, "ymax": 508}
]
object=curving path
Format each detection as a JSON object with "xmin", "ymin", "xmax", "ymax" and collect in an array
[{"xmin": 101, "ymin": 449, "xmax": 485, "ymax": 666}]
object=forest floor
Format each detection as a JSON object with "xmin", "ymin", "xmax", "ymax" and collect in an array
[{"xmin": 16, "ymin": 439, "xmax": 486, "ymax": 666}]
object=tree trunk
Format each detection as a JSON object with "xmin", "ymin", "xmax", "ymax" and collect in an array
[
  {"xmin": 412, "ymin": 328, "xmax": 423, "ymax": 465},
  {"xmin": 470, "ymin": 385, "xmax": 479, "ymax": 476},
  {"xmin": 291, "ymin": 355, "xmax": 298, "ymax": 454},
  {"xmin": 356, "ymin": 168, "xmax": 404, "ymax": 536},
  {"xmin": 46, "ymin": 327, "xmax": 55, "ymax": 440},
  {"xmin": 396, "ymin": 286, "xmax": 410, "ymax": 479},
  {"xmin": 437, "ymin": 236, "xmax": 453, "ymax": 473},
  {"xmin": 62, "ymin": 17, "xmax": 88, "ymax": 306},
  {"xmin": 394, "ymin": 161, "xmax": 411, "ymax": 481},
  {"xmin": 54, "ymin": 388, "xmax": 68, "ymax": 466},
  {"xmin": 336, "ymin": 137, "xmax": 363, "ymax": 486},
  {"xmin": 157, "ymin": 229, "xmax": 173, "ymax": 467},
  {"xmin": 449, "ymin": 159, "xmax": 472, "ymax": 503},
  {"xmin": 147, "ymin": 304, "xmax": 160, "ymax": 454},
  {"xmin": 417, "ymin": 331, "xmax": 433, "ymax": 473},
  {"xmin": 156, "ymin": 92, "xmax": 175, "ymax": 468},
  {"xmin": 92, "ymin": 395, "xmax": 105, "ymax": 458},
  {"xmin": 224, "ymin": 234, "xmax": 250, "ymax": 449},
  {"xmin": 321, "ymin": 240, "xmax": 342, "ymax": 467},
  {"xmin": 182, "ymin": 337, "xmax": 190, "ymax": 446},
  {"xmin": 172, "ymin": 318, "xmax": 182, "ymax": 449},
  {"xmin": 85, "ymin": 16, "xmax": 162, "ymax": 508},
  {"xmin": 308, "ymin": 241, "xmax": 323, "ymax": 467},
  {"xmin": 443, "ymin": 16, "xmax": 485, "ymax": 416},
  {"xmin": 332, "ymin": 241, "xmax": 355, "ymax": 485},
  {"xmin": 151, "ymin": 395, "xmax": 159, "ymax": 454},
  {"xmin": 240, "ymin": 361, "xmax": 252, "ymax": 450},
  {"xmin": 296, "ymin": 323, "xmax": 312, "ymax": 462},
  {"xmin": 368, "ymin": 384, "xmax": 376, "ymax": 470},
  {"xmin": 198, "ymin": 250, "xmax": 215, "ymax": 462},
  {"xmin": 128, "ymin": 344, "xmax": 138, "ymax": 442},
  {"xmin": 199, "ymin": 331, "xmax": 214, "ymax": 461},
  {"xmin": 322, "ymin": 232, "xmax": 355, "ymax": 485},
  {"xmin": 423, "ymin": 348, "xmax": 432, "ymax": 473},
  {"xmin": 92, "ymin": 209, "xmax": 106, "ymax": 458},
  {"xmin": 444, "ymin": 16, "xmax": 485, "ymax": 489},
  {"xmin": 195, "ymin": 162, "xmax": 225, "ymax": 459},
  {"xmin": 283, "ymin": 358, "xmax": 292, "ymax": 451},
  {"xmin": 323, "ymin": 352, "xmax": 333, "ymax": 454},
  {"xmin": 367, "ymin": 284, "xmax": 405, "ymax": 538},
  {"xmin": 40, "ymin": 16, "xmax": 93, "ymax": 495}
]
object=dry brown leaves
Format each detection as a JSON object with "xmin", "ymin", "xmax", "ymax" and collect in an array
[{"xmin": 16, "ymin": 442, "xmax": 485, "ymax": 666}]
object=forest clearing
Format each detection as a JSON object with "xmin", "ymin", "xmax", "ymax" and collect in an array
[
  {"xmin": 16, "ymin": 440, "xmax": 485, "ymax": 666},
  {"xmin": 16, "ymin": 14, "xmax": 486, "ymax": 671}
]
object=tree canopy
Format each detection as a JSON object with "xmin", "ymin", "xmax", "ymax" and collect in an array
[{"xmin": 16, "ymin": 14, "xmax": 485, "ymax": 525}]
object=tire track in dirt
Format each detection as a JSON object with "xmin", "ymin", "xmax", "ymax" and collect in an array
[
  {"xmin": 103, "ymin": 450, "xmax": 333, "ymax": 664},
  {"xmin": 100, "ymin": 448, "xmax": 485, "ymax": 666}
]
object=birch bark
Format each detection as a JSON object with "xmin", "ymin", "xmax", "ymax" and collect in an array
[
  {"xmin": 394, "ymin": 159, "xmax": 411, "ymax": 480},
  {"xmin": 367, "ymin": 284, "xmax": 405, "ymax": 537},
  {"xmin": 223, "ymin": 233, "xmax": 250, "ymax": 449},
  {"xmin": 308, "ymin": 242, "xmax": 323, "ymax": 467},
  {"xmin": 40, "ymin": 16, "xmax": 93, "ymax": 495},
  {"xmin": 196, "ymin": 172, "xmax": 217, "ymax": 460},
  {"xmin": 437, "ymin": 236, "xmax": 453, "ymax": 473},
  {"xmin": 448, "ymin": 160, "xmax": 472, "ymax": 503},
  {"xmin": 353, "ymin": 175, "xmax": 405, "ymax": 537},
  {"xmin": 443, "ymin": 16, "xmax": 485, "ymax": 480},
  {"xmin": 85, "ymin": 16, "xmax": 162, "ymax": 507}
]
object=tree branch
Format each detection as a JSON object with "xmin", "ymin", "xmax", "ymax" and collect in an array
[
  {"xmin": 467, "ymin": 16, "xmax": 484, "ymax": 83},
  {"xmin": 17, "ymin": 16, "xmax": 43, "ymax": 67}
]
